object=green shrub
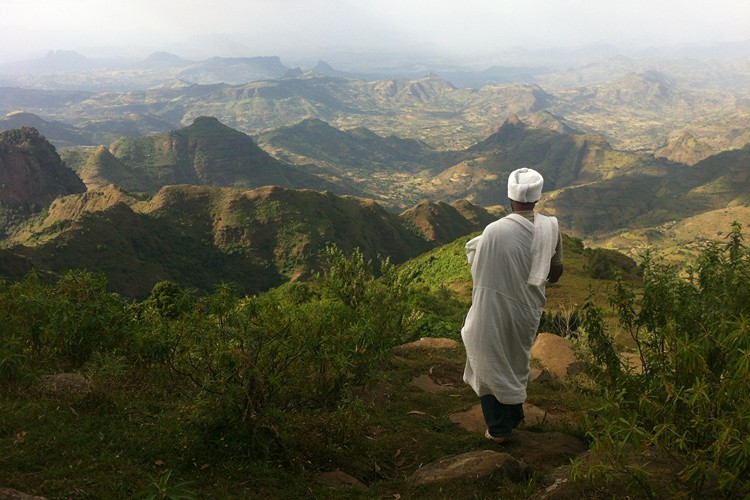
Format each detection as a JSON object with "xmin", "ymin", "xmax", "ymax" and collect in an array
[
  {"xmin": 575, "ymin": 222, "xmax": 750, "ymax": 497},
  {"xmin": 0, "ymin": 270, "xmax": 127, "ymax": 382},
  {"xmin": 154, "ymin": 246, "xmax": 414, "ymax": 462}
]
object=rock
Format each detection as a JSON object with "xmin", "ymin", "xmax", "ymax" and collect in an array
[
  {"xmin": 0, "ymin": 127, "xmax": 86, "ymax": 210},
  {"xmin": 412, "ymin": 450, "xmax": 528, "ymax": 485},
  {"xmin": 528, "ymin": 464, "xmax": 582, "ymax": 499},
  {"xmin": 531, "ymin": 333, "xmax": 579, "ymax": 378},
  {"xmin": 449, "ymin": 402, "xmax": 571, "ymax": 434},
  {"xmin": 530, "ymin": 446, "xmax": 691, "ymax": 499},
  {"xmin": 449, "ymin": 403, "xmax": 485, "ymax": 433},
  {"xmin": 529, "ymin": 367, "xmax": 554, "ymax": 383},
  {"xmin": 410, "ymin": 374, "xmax": 455, "ymax": 393},
  {"xmin": 0, "ymin": 488, "xmax": 47, "ymax": 499},
  {"xmin": 522, "ymin": 403, "xmax": 571, "ymax": 427},
  {"xmin": 314, "ymin": 470, "xmax": 366, "ymax": 489},
  {"xmin": 394, "ymin": 337, "xmax": 459, "ymax": 351},
  {"xmin": 410, "ymin": 361, "xmax": 464, "ymax": 392},
  {"xmin": 38, "ymin": 373, "xmax": 91, "ymax": 396},
  {"xmin": 509, "ymin": 430, "xmax": 587, "ymax": 473}
]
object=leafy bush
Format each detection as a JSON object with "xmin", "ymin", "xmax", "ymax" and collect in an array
[
  {"xmin": 575, "ymin": 222, "xmax": 750, "ymax": 497},
  {"xmin": 147, "ymin": 246, "xmax": 417, "ymax": 461},
  {"xmin": 0, "ymin": 270, "xmax": 127, "ymax": 382}
]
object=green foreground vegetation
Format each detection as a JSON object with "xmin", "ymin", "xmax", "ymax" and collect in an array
[{"xmin": 1, "ymin": 227, "xmax": 749, "ymax": 498}]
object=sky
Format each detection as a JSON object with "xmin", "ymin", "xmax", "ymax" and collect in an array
[{"xmin": 2, "ymin": 0, "xmax": 749, "ymax": 64}]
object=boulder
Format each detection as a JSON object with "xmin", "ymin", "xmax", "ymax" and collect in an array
[
  {"xmin": 410, "ymin": 374, "xmax": 456, "ymax": 393},
  {"xmin": 449, "ymin": 402, "xmax": 572, "ymax": 434},
  {"xmin": 531, "ymin": 333, "xmax": 579, "ymax": 378}
]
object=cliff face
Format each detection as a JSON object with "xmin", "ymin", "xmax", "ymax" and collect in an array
[{"xmin": 0, "ymin": 127, "xmax": 86, "ymax": 209}]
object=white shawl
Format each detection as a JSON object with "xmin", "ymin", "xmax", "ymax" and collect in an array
[{"xmin": 461, "ymin": 213, "xmax": 558, "ymax": 404}]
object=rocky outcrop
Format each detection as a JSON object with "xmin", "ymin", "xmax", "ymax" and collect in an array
[
  {"xmin": 38, "ymin": 373, "xmax": 92, "ymax": 396},
  {"xmin": 0, "ymin": 127, "xmax": 85, "ymax": 209}
]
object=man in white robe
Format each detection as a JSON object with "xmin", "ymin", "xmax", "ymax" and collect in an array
[{"xmin": 462, "ymin": 168, "xmax": 563, "ymax": 443}]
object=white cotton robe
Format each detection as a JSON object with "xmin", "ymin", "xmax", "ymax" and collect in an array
[{"xmin": 462, "ymin": 213, "xmax": 559, "ymax": 404}]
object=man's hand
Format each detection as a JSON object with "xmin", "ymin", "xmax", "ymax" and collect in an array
[{"xmin": 547, "ymin": 263, "xmax": 563, "ymax": 283}]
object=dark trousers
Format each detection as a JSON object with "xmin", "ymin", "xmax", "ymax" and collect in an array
[{"xmin": 480, "ymin": 394, "xmax": 524, "ymax": 437}]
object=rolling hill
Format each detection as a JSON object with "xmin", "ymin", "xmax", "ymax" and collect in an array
[
  {"xmin": 0, "ymin": 111, "xmax": 92, "ymax": 148},
  {"xmin": 256, "ymin": 114, "xmax": 750, "ymax": 253},
  {"xmin": 50, "ymin": 112, "xmax": 750, "ymax": 249},
  {"xmin": 5, "ymin": 180, "xmax": 497, "ymax": 298},
  {"xmin": 65, "ymin": 116, "xmax": 347, "ymax": 195},
  {"xmin": 3, "ymin": 111, "xmax": 750, "ymax": 297}
]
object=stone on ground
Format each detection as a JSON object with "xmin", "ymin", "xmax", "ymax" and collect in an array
[
  {"xmin": 412, "ymin": 450, "xmax": 528, "ymax": 485},
  {"xmin": 0, "ymin": 488, "xmax": 47, "ymax": 500},
  {"xmin": 531, "ymin": 333, "xmax": 579, "ymax": 378},
  {"xmin": 314, "ymin": 470, "xmax": 366, "ymax": 489},
  {"xmin": 394, "ymin": 337, "xmax": 459, "ymax": 352},
  {"xmin": 449, "ymin": 402, "xmax": 571, "ymax": 433},
  {"xmin": 38, "ymin": 373, "xmax": 91, "ymax": 396}
]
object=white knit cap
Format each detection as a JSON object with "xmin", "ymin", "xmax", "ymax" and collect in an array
[{"xmin": 507, "ymin": 168, "xmax": 544, "ymax": 203}]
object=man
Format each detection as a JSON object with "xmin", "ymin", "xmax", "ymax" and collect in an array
[{"xmin": 461, "ymin": 167, "xmax": 563, "ymax": 443}]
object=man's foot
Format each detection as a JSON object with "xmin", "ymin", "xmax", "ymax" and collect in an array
[{"xmin": 485, "ymin": 429, "xmax": 512, "ymax": 444}]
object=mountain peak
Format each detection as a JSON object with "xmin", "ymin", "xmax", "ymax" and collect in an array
[
  {"xmin": 0, "ymin": 127, "xmax": 85, "ymax": 213},
  {"xmin": 143, "ymin": 51, "xmax": 189, "ymax": 69},
  {"xmin": 503, "ymin": 113, "xmax": 524, "ymax": 128}
]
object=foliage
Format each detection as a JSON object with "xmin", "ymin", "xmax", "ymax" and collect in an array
[
  {"xmin": 0, "ymin": 270, "xmax": 127, "ymax": 382},
  {"xmin": 538, "ymin": 304, "xmax": 581, "ymax": 338},
  {"xmin": 575, "ymin": 222, "xmax": 750, "ymax": 497},
  {"xmin": 143, "ymin": 470, "xmax": 196, "ymax": 500},
  {"xmin": 130, "ymin": 246, "xmax": 441, "ymax": 463}
]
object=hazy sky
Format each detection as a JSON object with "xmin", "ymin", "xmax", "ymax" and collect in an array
[{"xmin": 2, "ymin": 0, "xmax": 749, "ymax": 63}]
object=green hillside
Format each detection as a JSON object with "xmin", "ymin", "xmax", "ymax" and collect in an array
[
  {"xmin": 400, "ymin": 232, "xmax": 639, "ymax": 313},
  {"xmin": 98, "ymin": 116, "xmax": 343, "ymax": 194},
  {"xmin": 258, "ymin": 118, "xmax": 464, "ymax": 207},
  {"xmin": 5, "ymin": 184, "xmax": 495, "ymax": 298},
  {"xmin": 546, "ymin": 144, "xmax": 750, "ymax": 242}
]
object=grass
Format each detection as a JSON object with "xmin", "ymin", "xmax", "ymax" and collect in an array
[{"xmin": 0, "ymin": 341, "xmax": 594, "ymax": 499}]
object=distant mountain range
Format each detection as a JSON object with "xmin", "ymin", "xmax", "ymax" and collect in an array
[
  {"xmin": 0, "ymin": 51, "xmax": 293, "ymax": 89},
  {"xmin": 2, "ymin": 110, "xmax": 750, "ymax": 293},
  {"xmin": 2, "ymin": 64, "xmax": 748, "ymax": 157}
]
